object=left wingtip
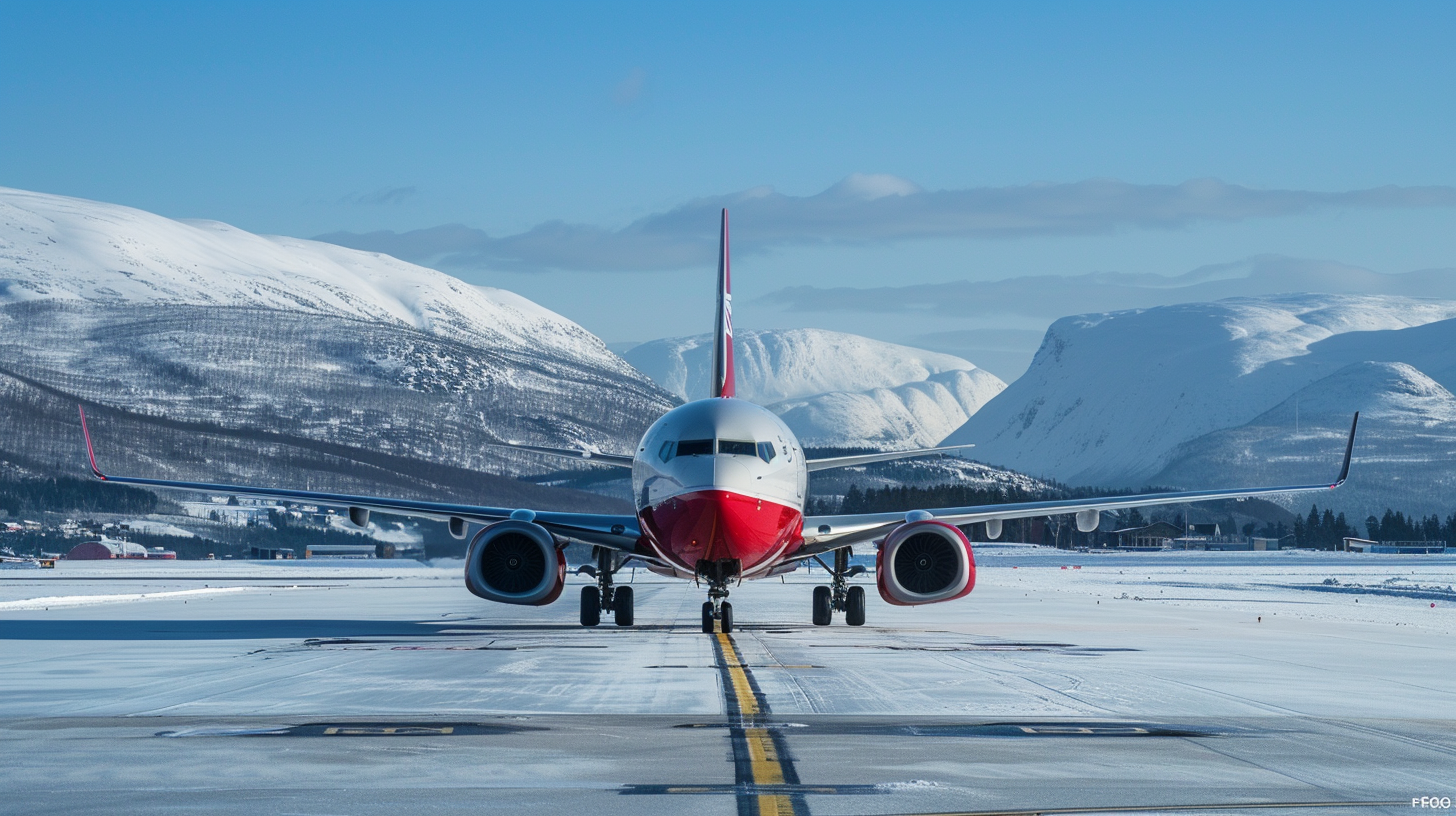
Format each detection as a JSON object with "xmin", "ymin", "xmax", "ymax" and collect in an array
[{"xmin": 78, "ymin": 405, "xmax": 106, "ymax": 480}]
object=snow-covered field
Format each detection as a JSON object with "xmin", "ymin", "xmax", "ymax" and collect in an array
[{"xmin": 2, "ymin": 551, "xmax": 1453, "ymax": 814}]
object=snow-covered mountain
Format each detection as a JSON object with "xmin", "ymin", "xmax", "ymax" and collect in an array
[
  {"xmin": 0, "ymin": 187, "xmax": 675, "ymax": 508},
  {"xmin": 943, "ymin": 294, "xmax": 1456, "ymax": 517},
  {"xmin": 624, "ymin": 328, "xmax": 1006, "ymax": 449},
  {"xmin": 1149, "ymin": 362, "xmax": 1456, "ymax": 518},
  {"xmin": 770, "ymin": 368, "xmax": 1006, "ymax": 449}
]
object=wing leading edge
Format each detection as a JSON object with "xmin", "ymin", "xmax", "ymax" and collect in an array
[
  {"xmin": 488, "ymin": 442, "xmax": 635, "ymax": 468},
  {"xmin": 78, "ymin": 407, "xmax": 642, "ymax": 550},
  {"xmin": 805, "ymin": 444, "xmax": 974, "ymax": 472},
  {"xmin": 798, "ymin": 413, "xmax": 1360, "ymax": 552}
]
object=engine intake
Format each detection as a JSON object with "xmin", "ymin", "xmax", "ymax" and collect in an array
[
  {"xmin": 464, "ymin": 520, "xmax": 565, "ymax": 606},
  {"xmin": 877, "ymin": 520, "xmax": 976, "ymax": 606}
]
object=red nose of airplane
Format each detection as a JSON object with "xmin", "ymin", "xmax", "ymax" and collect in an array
[{"xmin": 639, "ymin": 489, "xmax": 803, "ymax": 572}]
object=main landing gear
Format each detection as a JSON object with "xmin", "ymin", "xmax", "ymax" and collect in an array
[
  {"xmin": 697, "ymin": 558, "xmax": 741, "ymax": 634},
  {"xmin": 578, "ymin": 547, "xmax": 634, "ymax": 627},
  {"xmin": 812, "ymin": 547, "xmax": 866, "ymax": 627}
]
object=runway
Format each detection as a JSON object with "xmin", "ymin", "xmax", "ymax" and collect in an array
[{"xmin": 2, "ymin": 550, "xmax": 1454, "ymax": 815}]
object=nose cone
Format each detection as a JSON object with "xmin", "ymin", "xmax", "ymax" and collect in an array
[{"xmin": 640, "ymin": 489, "xmax": 803, "ymax": 572}]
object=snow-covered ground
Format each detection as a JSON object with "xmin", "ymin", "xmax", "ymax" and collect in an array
[{"xmin": 3, "ymin": 551, "xmax": 1453, "ymax": 814}]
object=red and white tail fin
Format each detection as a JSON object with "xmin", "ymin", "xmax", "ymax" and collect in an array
[{"xmin": 710, "ymin": 208, "xmax": 735, "ymax": 398}]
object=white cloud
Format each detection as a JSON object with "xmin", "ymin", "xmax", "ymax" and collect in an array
[
  {"xmin": 316, "ymin": 177, "xmax": 1456, "ymax": 273},
  {"xmin": 762, "ymin": 255, "xmax": 1456, "ymax": 319}
]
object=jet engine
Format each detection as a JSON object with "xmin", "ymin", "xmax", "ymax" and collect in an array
[
  {"xmin": 464, "ymin": 520, "xmax": 566, "ymax": 606},
  {"xmin": 876, "ymin": 520, "xmax": 976, "ymax": 606}
]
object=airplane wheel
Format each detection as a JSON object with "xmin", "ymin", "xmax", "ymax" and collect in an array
[
  {"xmin": 702, "ymin": 601, "xmax": 715, "ymax": 634},
  {"xmin": 614, "ymin": 586, "xmax": 634, "ymax": 627},
  {"xmin": 812, "ymin": 586, "xmax": 832, "ymax": 626},
  {"xmin": 846, "ymin": 585, "xmax": 866, "ymax": 626},
  {"xmin": 720, "ymin": 602, "xmax": 734, "ymax": 633},
  {"xmin": 580, "ymin": 586, "xmax": 601, "ymax": 627}
]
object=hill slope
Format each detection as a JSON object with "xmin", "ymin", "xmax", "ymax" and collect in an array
[
  {"xmin": 0, "ymin": 187, "xmax": 675, "ymax": 508},
  {"xmin": 625, "ymin": 328, "xmax": 1005, "ymax": 449},
  {"xmin": 942, "ymin": 294, "xmax": 1456, "ymax": 517}
]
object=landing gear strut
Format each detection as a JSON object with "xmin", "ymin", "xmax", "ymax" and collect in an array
[
  {"xmin": 578, "ymin": 547, "xmax": 634, "ymax": 627},
  {"xmin": 813, "ymin": 547, "xmax": 866, "ymax": 626},
  {"xmin": 697, "ymin": 558, "xmax": 740, "ymax": 633}
]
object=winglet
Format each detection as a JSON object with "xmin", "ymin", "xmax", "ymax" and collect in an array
[
  {"xmin": 78, "ymin": 405, "xmax": 107, "ymax": 480},
  {"xmin": 1332, "ymin": 411, "xmax": 1359, "ymax": 488},
  {"xmin": 710, "ymin": 208, "xmax": 734, "ymax": 398}
]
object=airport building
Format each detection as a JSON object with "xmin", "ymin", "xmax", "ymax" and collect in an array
[
  {"xmin": 64, "ymin": 537, "xmax": 177, "ymax": 560},
  {"xmin": 1342, "ymin": 538, "xmax": 1449, "ymax": 554}
]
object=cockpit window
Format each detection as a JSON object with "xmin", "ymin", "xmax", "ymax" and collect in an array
[
  {"xmin": 756, "ymin": 441, "xmax": 776, "ymax": 463},
  {"xmin": 658, "ymin": 441, "xmax": 675, "ymax": 462},
  {"xmin": 718, "ymin": 440, "xmax": 757, "ymax": 457},
  {"xmin": 675, "ymin": 439, "xmax": 714, "ymax": 457}
]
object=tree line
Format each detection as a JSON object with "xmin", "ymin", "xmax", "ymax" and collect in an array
[
  {"xmin": 1290, "ymin": 504, "xmax": 1456, "ymax": 548},
  {"xmin": 0, "ymin": 476, "xmax": 160, "ymax": 517}
]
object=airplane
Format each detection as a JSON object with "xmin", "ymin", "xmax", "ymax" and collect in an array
[{"xmin": 77, "ymin": 209, "xmax": 1360, "ymax": 633}]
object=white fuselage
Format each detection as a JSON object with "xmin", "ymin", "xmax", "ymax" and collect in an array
[{"xmin": 630, "ymin": 398, "xmax": 808, "ymax": 578}]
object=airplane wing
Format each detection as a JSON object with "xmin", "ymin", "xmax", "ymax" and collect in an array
[
  {"xmin": 795, "ymin": 413, "xmax": 1360, "ymax": 555},
  {"xmin": 488, "ymin": 442, "xmax": 635, "ymax": 468},
  {"xmin": 78, "ymin": 407, "xmax": 643, "ymax": 551},
  {"xmin": 805, "ymin": 444, "xmax": 973, "ymax": 472}
]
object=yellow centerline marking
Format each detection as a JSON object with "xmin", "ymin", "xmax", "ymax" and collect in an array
[
  {"xmin": 717, "ymin": 632, "xmax": 760, "ymax": 716},
  {"xmin": 716, "ymin": 632, "xmax": 799, "ymax": 815}
]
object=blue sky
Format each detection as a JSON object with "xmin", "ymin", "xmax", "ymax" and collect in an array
[{"xmin": 4, "ymin": 1, "xmax": 1455, "ymax": 378}]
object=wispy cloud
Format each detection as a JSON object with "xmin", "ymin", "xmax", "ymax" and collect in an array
[
  {"xmin": 763, "ymin": 255, "xmax": 1456, "ymax": 319},
  {"xmin": 338, "ymin": 186, "xmax": 418, "ymax": 206},
  {"xmin": 315, "ymin": 177, "xmax": 1456, "ymax": 273}
]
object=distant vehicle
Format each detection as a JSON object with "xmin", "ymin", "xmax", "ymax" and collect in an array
[{"xmin": 77, "ymin": 210, "xmax": 1359, "ymax": 632}]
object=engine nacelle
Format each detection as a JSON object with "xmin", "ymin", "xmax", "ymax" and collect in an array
[
  {"xmin": 877, "ymin": 520, "xmax": 976, "ymax": 606},
  {"xmin": 464, "ymin": 520, "xmax": 566, "ymax": 606}
]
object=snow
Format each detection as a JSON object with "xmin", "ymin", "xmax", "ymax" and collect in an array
[
  {"xmin": 772, "ymin": 367, "xmax": 1006, "ymax": 449},
  {"xmin": 624, "ymin": 327, "xmax": 982, "ymax": 403},
  {"xmin": 122, "ymin": 519, "xmax": 198, "ymax": 538},
  {"xmin": 944, "ymin": 294, "xmax": 1456, "ymax": 500},
  {"xmin": 0, "ymin": 186, "xmax": 621, "ymax": 365},
  {"xmin": 2, "ymin": 554, "xmax": 1452, "ymax": 812},
  {"xmin": 626, "ymin": 328, "xmax": 1006, "ymax": 449},
  {"xmin": 0, "ymin": 187, "xmax": 674, "ymax": 497}
]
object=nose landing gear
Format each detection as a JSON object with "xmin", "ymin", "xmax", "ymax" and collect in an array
[
  {"xmin": 578, "ymin": 547, "xmax": 634, "ymax": 627},
  {"xmin": 812, "ymin": 547, "xmax": 866, "ymax": 626},
  {"xmin": 696, "ymin": 558, "xmax": 741, "ymax": 633}
]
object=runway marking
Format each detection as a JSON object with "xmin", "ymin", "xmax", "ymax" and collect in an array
[
  {"xmin": 622, "ymin": 784, "xmax": 883, "ymax": 796},
  {"xmin": 712, "ymin": 632, "xmax": 811, "ymax": 816},
  {"xmin": 157, "ymin": 722, "xmax": 540, "ymax": 738}
]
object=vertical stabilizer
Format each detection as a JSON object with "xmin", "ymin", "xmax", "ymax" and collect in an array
[{"xmin": 711, "ymin": 208, "xmax": 735, "ymax": 398}]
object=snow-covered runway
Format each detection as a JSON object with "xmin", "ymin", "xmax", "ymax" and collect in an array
[{"xmin": 2, "ymin": 550, "xmax": 1453, "ymax": 815}]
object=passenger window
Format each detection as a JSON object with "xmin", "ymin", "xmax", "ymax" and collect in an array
[
  {"xmin": 676, "ymin": 439, "xmax": 714, "ymax": 456},
  {"xmin": 658, "ymin": 441, "xmax": 674, "ymax": 462},
  {"xmin": 719, "ymin": 440, "xmax": 756, "ymax": 457},
  {"xmin": 756, "ymin": 441, "xmax": 776, "ymax": 463}
]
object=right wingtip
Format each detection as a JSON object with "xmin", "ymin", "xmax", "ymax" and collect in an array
[
  {"xmin": 1333, "ymin": 411, "xmax": 1359, "ymax": 488},
  {"xmin": 77, "ymin": 405, "xmax": 106, "ymax": 480}
]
